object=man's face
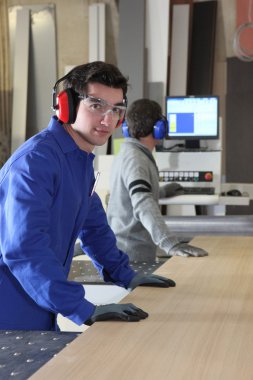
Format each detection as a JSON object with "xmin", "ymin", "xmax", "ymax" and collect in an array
[{"xmin": 70, "ymin": 82, "xmax": 126, "ymax": 152}]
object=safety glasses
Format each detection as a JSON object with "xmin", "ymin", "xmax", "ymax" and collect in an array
[{"xmin": 79, "ymin": 94, "xmax": 127, "ymax": 121}]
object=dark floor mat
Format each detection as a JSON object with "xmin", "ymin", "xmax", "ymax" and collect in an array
[
  {"xmin": 69, "ymin": 258, "xmax": 167, "ymax": 284},
  {"xmin": 0, "ymin": 330, "xmax": 79, "ymax": 380}
]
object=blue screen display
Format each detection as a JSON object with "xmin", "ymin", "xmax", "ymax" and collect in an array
[{"xmin": 166, "ymin": 96, "xmax": 219, "ymax": 139}]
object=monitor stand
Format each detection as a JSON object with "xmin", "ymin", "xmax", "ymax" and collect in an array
[{"xmin": 185, "ymin": 140, "xmax": 200, "ymax": 150}]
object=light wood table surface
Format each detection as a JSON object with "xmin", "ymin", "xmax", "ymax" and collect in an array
[{"xmin": 30, "ymin": 236, "xmax": 253, "ymax": 380}]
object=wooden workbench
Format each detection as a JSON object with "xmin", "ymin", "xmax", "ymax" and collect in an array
[{"xmin": 30, "ymin": 236, "xmax": 253, "ymax": 380}]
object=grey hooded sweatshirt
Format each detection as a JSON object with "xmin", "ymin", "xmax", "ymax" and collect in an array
[{"xmin": 107, "ymin": 138, "xmax": 181, "ymax": 262}]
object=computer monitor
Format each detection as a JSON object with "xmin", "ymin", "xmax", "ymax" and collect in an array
[{"xmin": 165, "ymin": 95, "xmax": 219, "ymax": 149}]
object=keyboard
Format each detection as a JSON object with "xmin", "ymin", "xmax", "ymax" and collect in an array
[
  {"xmin": 182, "ymin": 186, "xmax": 215, "ymax": 195},
  {"xmin": 175, "ymin": 147, "xmax": 208, "ymax": 152}
]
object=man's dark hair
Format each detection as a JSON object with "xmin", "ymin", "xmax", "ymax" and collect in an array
[
  {"xmin": 62, "ymin": 61, "xmax": 128, "ymax": 100},
  {"xmin": 126, "ymin": 98, "xmax": 163, "ymax": 139}
]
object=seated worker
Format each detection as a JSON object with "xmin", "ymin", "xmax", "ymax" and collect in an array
[
  {"xmin": 0, "ymin": 63, "xmax": 176, "ymax": 331},
  {"xmin": 107, "ymin": 98, "xmax": 208, "ymax": 262}
]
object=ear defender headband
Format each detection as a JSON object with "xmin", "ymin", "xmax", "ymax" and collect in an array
[
  {"xmin": 122, "ymin": 117, "xmax": 168, "ymax": 139},
  {"xmin": 52, "ymin": 73, "xmax": 79, "ymax": 124}
]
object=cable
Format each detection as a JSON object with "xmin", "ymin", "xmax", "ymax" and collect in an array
[{"xmin": 233, "ymin": 0, "xmax": 253, "ymax": 62}]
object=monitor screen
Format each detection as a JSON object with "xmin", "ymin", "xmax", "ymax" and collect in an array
[{"xmin": 165, "ymin": 95, "xmax": 219, "ymax": 148}]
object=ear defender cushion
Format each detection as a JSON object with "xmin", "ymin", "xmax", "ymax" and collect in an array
[
  {"xmin": 153, "ymin": 119, "xmax": 167, "ymax": 139},
  {"xmin": 121, "ymin": 120, "xmax": 130, "ymax": 137},
  {"xmin": 56, "ymin": 88, "xmax": 78, "ymax": 124}
]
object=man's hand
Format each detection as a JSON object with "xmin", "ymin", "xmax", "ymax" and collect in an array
[
  {"xmin": 85, "ymin": 303, "xmax": 148, "ymax": 325},
  {"xmin": 169, "ymin": 243, "xmax": 208, "ymax": 257},
  {"xmin": 128, "ymin": 273, "xmax": 176, "ymax": 291}
]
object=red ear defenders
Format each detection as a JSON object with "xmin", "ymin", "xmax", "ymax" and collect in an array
[
  {"xmin": 115, "ymin": 112, "xmax": 126, "ymax": 129},
  {"xmin": 52, "ymin": 73, "xmax": 79, "ymax": 124},
  {"xmin": 54, "ymin": 88, "xmax": 79, "ymax": 124},
  {"xmin": 122, "ymin": 118, "xmax": 168, "ymax": 139}
]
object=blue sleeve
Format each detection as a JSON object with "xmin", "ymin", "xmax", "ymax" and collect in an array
[
  {"xmin": 0, "ymin": 150, "xmax": 95, "ymax": 325},
  {"xmin": 78, "ymin": 193, "xmax": 136, "ymax": 288}
]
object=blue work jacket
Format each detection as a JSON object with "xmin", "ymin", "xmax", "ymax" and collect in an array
[{"xmin": 0, "ymin": 116, "xmax": 135, "ymax": 330}]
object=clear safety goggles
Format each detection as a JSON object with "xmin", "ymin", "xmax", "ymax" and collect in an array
[{"xmin": 79, "ymin": 94, "xmax": 127, "ymax": 121}]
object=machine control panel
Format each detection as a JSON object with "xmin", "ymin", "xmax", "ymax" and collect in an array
[{"xmin": 159, "ymin": 170, "xmax": 213, "ymax": 183}]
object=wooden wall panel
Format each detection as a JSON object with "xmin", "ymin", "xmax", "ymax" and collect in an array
[
  {"xmin": 169, "ymin": 3, "xmax": 190, "ymax": 95},
  {"xmin": 226, "ymin": 56, "xmax": 253, "ymax": 215},
  {"xmin": 187, "ymin": 0, "xmax": 217, "ymax": 95}
]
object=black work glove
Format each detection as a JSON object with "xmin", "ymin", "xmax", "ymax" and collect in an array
[
  {"xmin": 163, "ymin": 182, "xmax": 184, "ymax": 197},
  {"xmin": 128, "ymin": 273, "xmax": 176, "ymax": 291},
  {"xmin": 169, "ymin": 243, "xmax": 208, "ymax": 257},
  {"xmin": 85, "ymin": 303, "xmax": 148, "ymax": 325}
]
